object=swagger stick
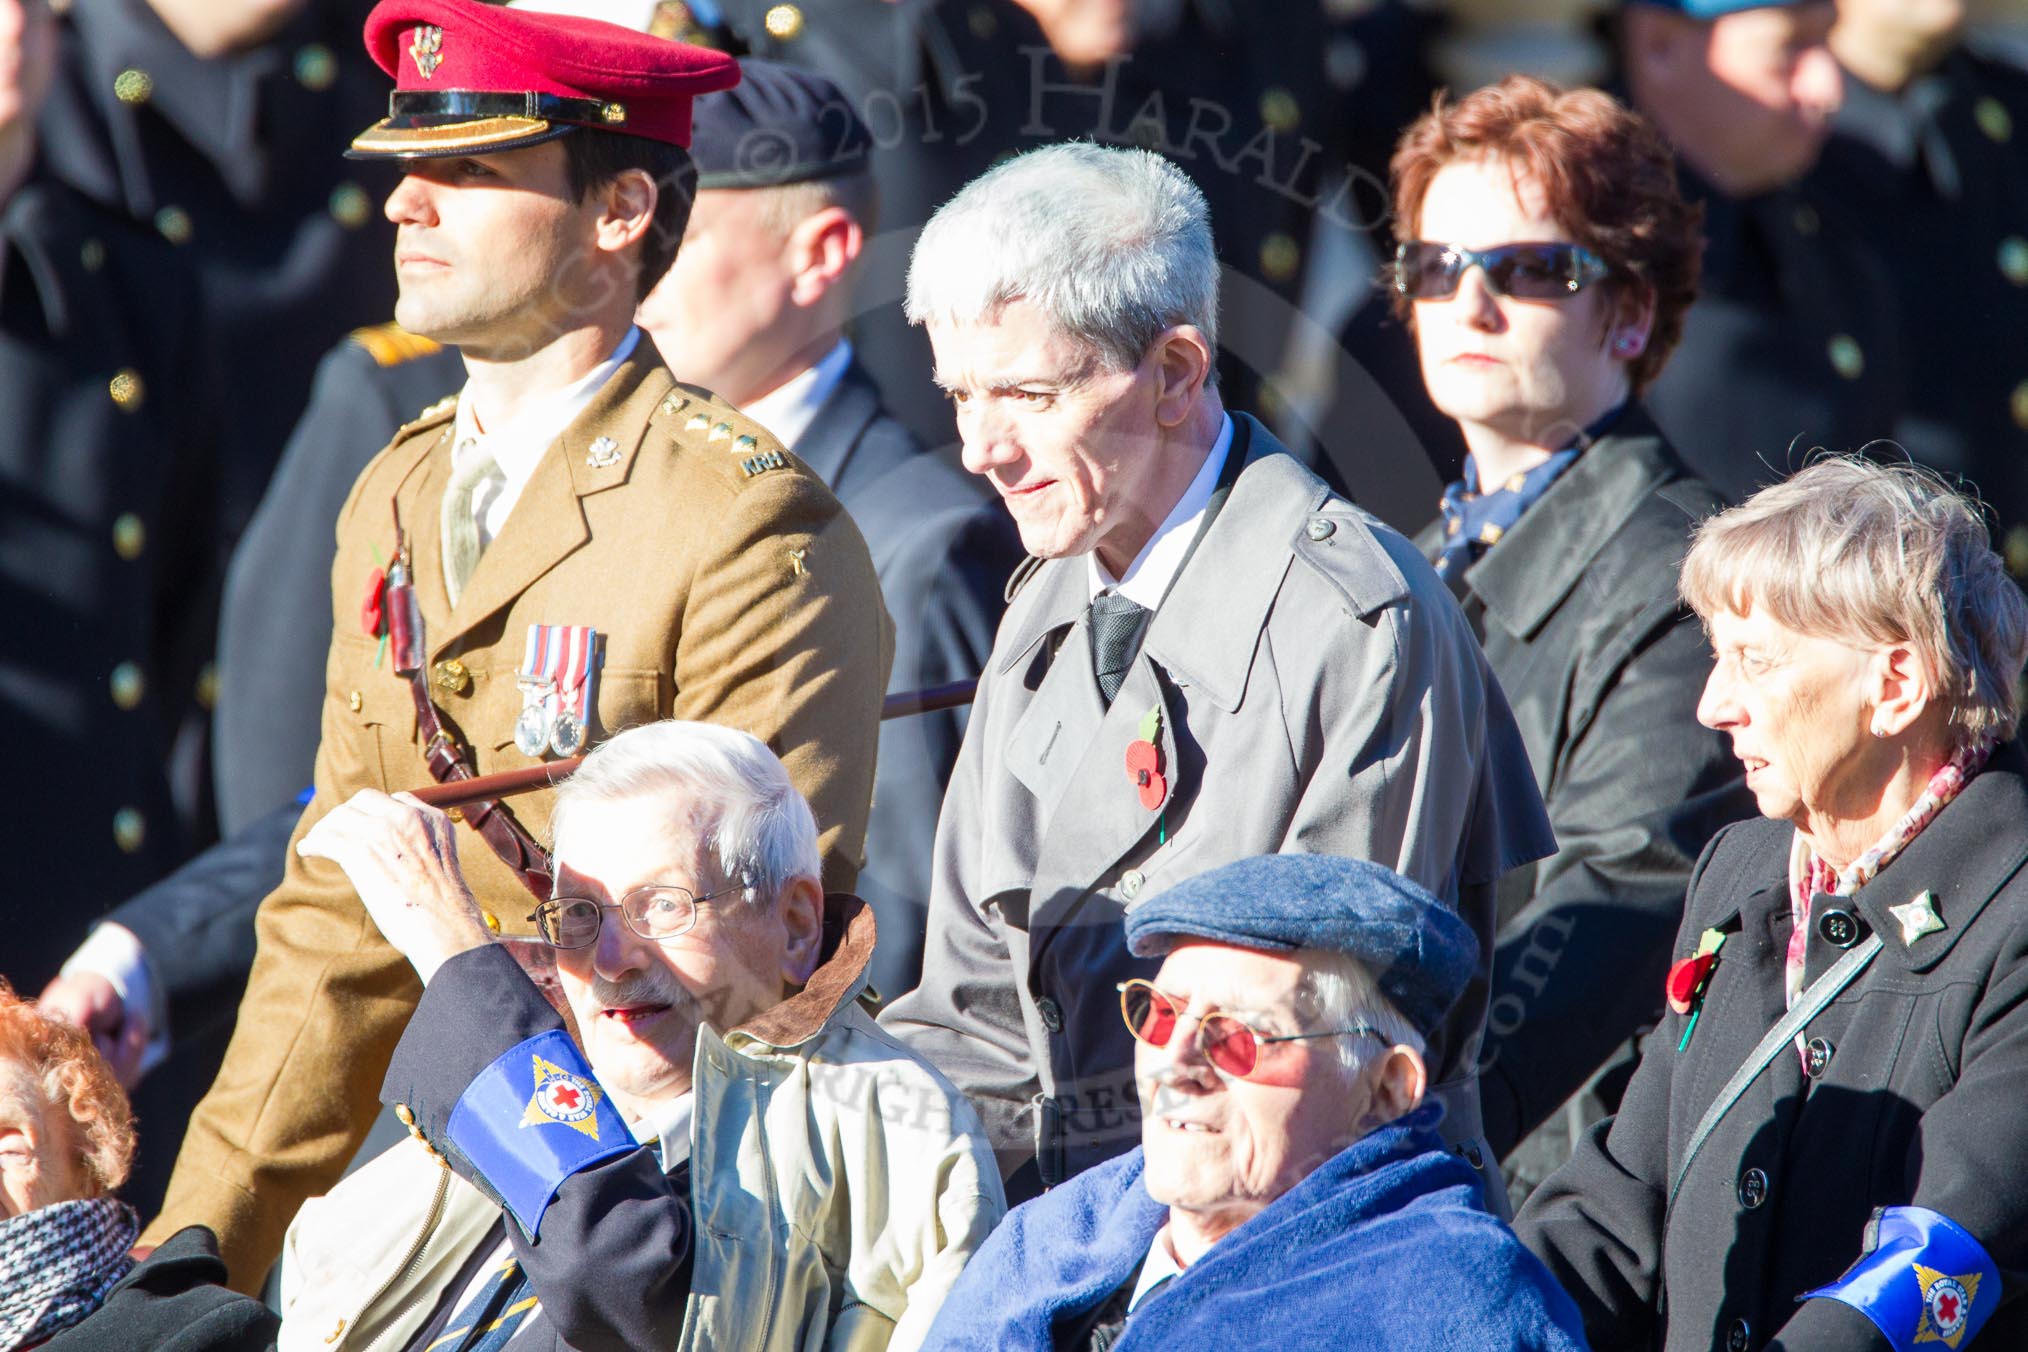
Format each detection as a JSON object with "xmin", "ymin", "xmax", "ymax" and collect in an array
[{"xmin": 405, "ymin": 678, "xmax": 983, "ymax": 809}]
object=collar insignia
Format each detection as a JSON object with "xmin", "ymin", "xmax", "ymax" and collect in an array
[{"xmin": 1889, "ymin": 890, "xmax": 1946, "ymax": 946}]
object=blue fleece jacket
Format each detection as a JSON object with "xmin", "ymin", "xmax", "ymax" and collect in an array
[{"xmin": 919, "ymin": 1105, "xmax": 1590, "ymax": 1351}]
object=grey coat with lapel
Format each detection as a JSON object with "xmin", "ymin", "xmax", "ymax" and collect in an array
[
  {"xmin": 791, "ymin": 358, "xmax": 1022, "ymax": 1002},
  {"xmin": 881, "ymin": 413, "xmax": 1555, "ymax": 1200}
]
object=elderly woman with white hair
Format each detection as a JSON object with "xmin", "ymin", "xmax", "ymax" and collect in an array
[{"xmin": 1517, "ymin": 456, "xmax": 2028, "ymax": 1352}]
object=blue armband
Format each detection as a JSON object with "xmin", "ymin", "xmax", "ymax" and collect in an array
[
  {"xmin": 1801, "ymin": 1206, "xmax": 2001, "ymax": 1350},
  {"xmin": 446, "ymin": 1029, "xmax": 637, "ymax": 1237}
]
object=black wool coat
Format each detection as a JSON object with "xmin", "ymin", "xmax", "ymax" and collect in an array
[
  {"xmin": 1518, "ymin": 745, "xmax": 2028, "ymax": 1352},
  {"xmin": 39, "ymin": 1226, "xmax": 275, "ymax": 1352}
]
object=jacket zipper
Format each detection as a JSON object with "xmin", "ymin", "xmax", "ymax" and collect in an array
[{"xmin": 352, "ymin": 1162, "xmax": 453, "ymax": 1352}]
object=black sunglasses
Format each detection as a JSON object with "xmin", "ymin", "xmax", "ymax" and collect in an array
[{"xmin": 1393, "ymin": 240, "xmax": 1611, "ymax": 302}]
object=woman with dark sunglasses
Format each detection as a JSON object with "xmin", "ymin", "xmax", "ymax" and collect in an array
[{"xmin": 1389, "ymin": 76, "xmax": 1755, "ymax": 1207}]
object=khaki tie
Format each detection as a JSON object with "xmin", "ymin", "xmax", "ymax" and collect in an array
[{"xmin": 441, "ymin": 437, "xmax": 503, "ymax": 607}]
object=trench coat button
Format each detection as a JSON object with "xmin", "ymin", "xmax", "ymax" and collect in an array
[
  {"xmin": 112, "ymin": 807, "xmax": 146, "ymax": 854},
  {"xmin": 1818, "ymin": 908, "xmax": 1859, "ymax": 948},
  {"xmin": 1036, "ymin": 996, "xmax": 1064, "ymax": 1033},
  {"xmin": 348, "ymin": 689, "xmax": 363, "ymax": 713},
  {"xmin": 1805, "ymin": 1037, "xmax": 1835, "ymax": 1078},
  {"xmin": 1725, "ymin": 1317, "xmax": 1751, "ymax": 1352},
  {"xmin": 1738, "ymin": 1167, "xmax": 1768, "ymax": 1209},
  {"xmin": 1120, "ymin": 869, "xmax": 1146, "ymax": 899},
  {"xmin": 1306, "ymin": 518, "xmax": 1336, "ymax": 541},
  {"xmin": 434, "ymin": 659, "xmax": 471, "ymax": 695}
]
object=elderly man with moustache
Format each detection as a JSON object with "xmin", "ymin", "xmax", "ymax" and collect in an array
[
  {"xmin": 275, "ymin": 719, "xmax": 1003, "ymax": 1352},
  {"xmin": 915, "ymin": 853, "xmax": 1590, "ymax": 1352},
  {"xmin": 880, "ymin": 141, "xmax": 1554, "ymax": 1207}
]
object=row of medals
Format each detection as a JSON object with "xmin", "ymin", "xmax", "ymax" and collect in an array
[{"xmin": 514, "ymin": 678, "xmax": 587, "ymax": 758}]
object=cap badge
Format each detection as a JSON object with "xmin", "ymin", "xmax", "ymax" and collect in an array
[{"xmin": 409, "ymin": 25, "xmax": 444, "ymax": 80}]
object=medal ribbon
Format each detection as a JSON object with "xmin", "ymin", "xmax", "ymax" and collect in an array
[{"xmin": 556, "ymin": 626, "xmax": 595, "ymax": 726}]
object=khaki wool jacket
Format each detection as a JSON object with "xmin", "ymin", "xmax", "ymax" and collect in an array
[{"xmin": 147, "ymin": 342, "xmax": 894, "ymax": 1287}]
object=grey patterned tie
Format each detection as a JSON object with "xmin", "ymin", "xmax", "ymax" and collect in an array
[
  {"xmin": 1087, "ymin": 591, "xmax": 1152, "ymax": 706},
  {"xmin": 441, "ymin": 437, "xmax": 503, "ymax": 607}
]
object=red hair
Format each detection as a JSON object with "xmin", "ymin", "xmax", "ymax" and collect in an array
[
  {"xmin": 1389, "ymin": 75, "xmax": 1703, "ymax": 394},
  {"xmin": 0, "ymin": 980, "xmax": 135, "ymax": 1195}
]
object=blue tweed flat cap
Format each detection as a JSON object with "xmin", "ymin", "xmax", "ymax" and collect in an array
[
  {"xmin": 691, "ymin": 59, "xmax": 871, "ymax": 190},
  {"xmin": 1622, "ymin": 0, "xmax": 1814, "ymax": 16},
  {"xmin": 1124, "ymin": 854, "xmax": 1479, "ymax": 1039}
]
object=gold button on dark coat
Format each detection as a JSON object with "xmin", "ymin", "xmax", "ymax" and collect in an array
[
  {"xmin": 113, "ymin": 68, "xmax": 152, "ymax": 104},
  {"xmin": 1260, "ymin": 232, "xmax": 1301, "ymax": 283},
  {"xmin": 112, "ymin": 807, "xmax": 146, "ymax": 854},
  {"xmin": 112, "ymin": 512, "xmax": 146, "ymax": 560},
  {"xmin": 155, "ymin": 206, "xmax": 193, "ymax": 245},
  {"xmin": 109, "ymin": 661, "xmax": 145, "ymax": 710},
  {"xmin": 764, "ymin": 3, "xmax": 804, "ymax": 38},
  {"xmin": 108, "ymin": 369, "xmax": 145, "ymax": 412},
  {"xmin": 1827, "ymin": 334, "xmax": 1865, "ymax": 381}
]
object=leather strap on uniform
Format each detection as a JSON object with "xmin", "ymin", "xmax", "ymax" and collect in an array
[{"xmin": 402, "ymin": 664, "xmax": 555, "ymax": 899}]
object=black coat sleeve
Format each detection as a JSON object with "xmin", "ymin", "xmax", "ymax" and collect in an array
[{"xmin": 380, "ymin": 942, "xmax": 692, "ymax": 1352}]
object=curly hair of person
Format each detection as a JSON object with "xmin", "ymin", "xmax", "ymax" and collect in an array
[
  {"xmin": 1388, "ymin": 74, "xmax": 1704, "ymax": 394},
  {"xmin": 0, "ymin": 979, "xmax": 136, "ymax": 1195}
]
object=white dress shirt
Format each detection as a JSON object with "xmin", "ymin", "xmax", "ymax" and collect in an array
[
  {"xmin": 740, "ymin": 338, "xmax": 854, "ymax": 452},
  {"xmin": 449, "ymin": 326, "xmax": 641, "ymax": 550},
  {"xmin": 1087, "ymin": 414, "xmax": 1234, "ymax": 607}
]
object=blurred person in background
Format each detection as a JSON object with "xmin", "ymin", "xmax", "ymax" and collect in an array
[
  {"xmin": 1805, "ymin": 0, "xmax": 2028, "ymax": 574},
  {"xmin": 1520, "ymin": 457, "xmax": 2028, "ymax": 1352},
  {"xmin": 0, "ymin": 980, "xmax": 273, "ymax": 1350},
  {"xmin": 1390, "ymin": 75, "xmax": 1753, "ymax": 1204}
]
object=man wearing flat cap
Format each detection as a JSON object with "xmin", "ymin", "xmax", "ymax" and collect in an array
[
  {"xmin": 144, "ymin": 0, "xmax": 890, "ymax": 1288},
  {"xmin": 916, "ymin": 853, "xmax": 1591, "ymax": 1352}
]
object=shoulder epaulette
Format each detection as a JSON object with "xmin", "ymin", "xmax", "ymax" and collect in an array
[
  {"xmin": 1004, "ymin": 554, "xmax": 1045, "ymax": 603},
  {"xmin": 349, "ymin": 322, "xmax": 444, "ymax": 369}
]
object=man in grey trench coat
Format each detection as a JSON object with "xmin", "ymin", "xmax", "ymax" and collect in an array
[{"xmin": 879, "ymin": 142, "xmax": 1556, "ymax": 1205}]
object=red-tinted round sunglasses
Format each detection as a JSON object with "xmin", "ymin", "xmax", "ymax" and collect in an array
[{"xmin": 1116, "ymin": 978, "xmax": 1385, "ymax": 1080}]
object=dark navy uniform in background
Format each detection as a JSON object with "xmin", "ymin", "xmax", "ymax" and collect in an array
[{"xmin": 1805, "ymin": 43, "xmax": 2028, "ymax": 573}]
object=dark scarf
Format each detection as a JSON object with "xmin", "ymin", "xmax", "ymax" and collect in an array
[{"xmin": 0, "ymin": 1198, "xmax": 138, "ymax": 1351}]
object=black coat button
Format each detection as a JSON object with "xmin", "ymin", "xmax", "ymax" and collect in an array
[
  {"xmin": 1036, "ymin": 996, "xmax": 1064, "ymax": 1033},
  {"xmin": 1818, "ymin": 908, "xmax": 1860, "ymax": 948},
  {"xmin": 1727, "ymin": 1317, "xmax": 1752, "ymax": 1352},
  {"xmin": 1738, "ymin": 1167, "xmax": 1769, "ymax": 1209},
  {"xmin": 1805, "ymin": 1037, "xmax": 1835, "ymax": 1078}
]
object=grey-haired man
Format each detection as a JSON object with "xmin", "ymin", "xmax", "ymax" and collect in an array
[{"xmin": 879, "ymin": 141, "xmax": 1555, "ymax": 1208}]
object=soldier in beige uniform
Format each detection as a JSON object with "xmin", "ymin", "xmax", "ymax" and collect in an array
[{"xmin": 146, "ymin": 0, "xmax": 891, "ymax": 1288}]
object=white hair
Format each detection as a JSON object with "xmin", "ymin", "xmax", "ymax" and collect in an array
[
  {"xmin": 904, "ymin": 141, "xmax": 1220, "ymax": 375},
  {"xmin": 1296, "ymin": 950, "xmax": 1426, "ymax": 1076},
  {"xmin": 549, "ymin": 720, "xmax": 820, "ymax": 907}
]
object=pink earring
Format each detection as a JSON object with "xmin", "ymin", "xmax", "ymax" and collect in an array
[{"xmin": 1614, "ymin": 335, "xmax": 1642, "ymax": 356}]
